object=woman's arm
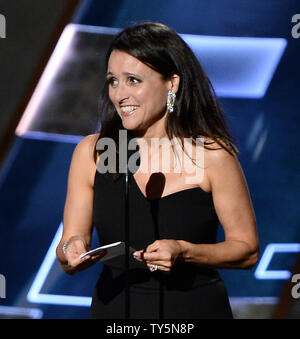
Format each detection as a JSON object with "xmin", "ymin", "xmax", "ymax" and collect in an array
[
  {"xmin": 134, "ymin": 145, "xmax": 259, "ymax": 271},
  {"xmin": 178, "ymin": 146, "xmax": 259, "ymax": 269},
  {"xmin": 56, "ymin": 133, "xmax": 103, "ymax": 274}
]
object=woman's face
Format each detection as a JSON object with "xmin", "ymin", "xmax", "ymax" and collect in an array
[{"xmin": 107, "ymin": 50, "xmax": 174, "ymax": 134}]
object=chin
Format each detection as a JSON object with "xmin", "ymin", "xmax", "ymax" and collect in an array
[{"xmin": 121, "ymin": 119, "xmax": 141, "ymax": 131}]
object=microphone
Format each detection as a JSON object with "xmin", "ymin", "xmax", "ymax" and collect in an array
[
  {"xmin": 119, "ymin": 128, "xmax": 140, "ymax": 177},
  {"xmin": 119, "ymin": 129, "xmax": 140, "ymax": 319},
  {"xmin": 95, "ymin": 128, "xmax": 140, "ymax": 179},
  {"xmin": 96, "ymin": 128, "xmax": 140, "ymax": 319}
]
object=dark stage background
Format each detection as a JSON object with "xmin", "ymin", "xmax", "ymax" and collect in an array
[{"xmin": 0, "ymin": 0, "xmax": 300, "ymax": 318}]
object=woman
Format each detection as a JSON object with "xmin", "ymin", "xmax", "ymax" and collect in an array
[{"xmin": 56, "ymin": 22, "xmax": 259, "ymax": 319}]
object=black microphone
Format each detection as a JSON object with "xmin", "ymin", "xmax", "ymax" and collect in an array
[
  {"xmin": 146, "ymin": 173, "xmax": 165, "ymax": 319},
  {"xmin": 119, "ymin": 129, "xmax": 140, "ymax": 319}
]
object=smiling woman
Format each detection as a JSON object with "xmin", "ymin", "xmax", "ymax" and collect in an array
[
  {"xmin": 106, "ymin": 50, "xmax": 180, "ymax": 133},
  {"xmin": 56, "ymin": 22, "xmax": 259, "ymax": 319}
]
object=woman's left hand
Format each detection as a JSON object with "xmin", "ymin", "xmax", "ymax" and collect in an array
[{"xmin": 133, "ymin": 239, "xmax": 183, "ymax": 272}]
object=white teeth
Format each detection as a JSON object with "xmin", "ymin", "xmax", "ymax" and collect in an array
[{"xmin": 120, "ymin": 106, "xmax": 138, "ymax": 113}]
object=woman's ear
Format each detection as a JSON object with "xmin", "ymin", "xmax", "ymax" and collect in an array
[{"xmin": 169, "ymin": 74, "xmax": 180, "ymax": 94}]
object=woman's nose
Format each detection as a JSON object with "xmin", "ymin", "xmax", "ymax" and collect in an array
[{"xmin": 112, "ymin": 83, "xmax": 129, "ymax": 104}]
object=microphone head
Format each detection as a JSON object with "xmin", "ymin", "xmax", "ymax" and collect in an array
[
  {"xmin": 118, "ymin": 128, "xmax": 140, "ymax": 176},
  {"xmin": 95, "ymin": 128, "xmax": 140, "ymax": 177},
  {"xmin": 126, "ymin": 136, "xmax": 141, "ymax": 176}
]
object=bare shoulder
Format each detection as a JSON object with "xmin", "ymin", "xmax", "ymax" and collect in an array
[
  {"xmin": 74, "ymin": 133, "xmax": 100, "ymax": 159},
  {"xmin": 203, "ymin": 137, "xmax": 241, "ymax": 190},
  {"xmin": 203, "ymin": 137, "xmax": 237, "ymax": 165},
  {"xmin": 70, "ymin": 133, "xmax": 100, "ymax": 187}
]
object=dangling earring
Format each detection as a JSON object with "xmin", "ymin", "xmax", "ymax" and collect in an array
[{"xmin": 167, "ymin": 90, "xmax": 176, "ymax": 113}]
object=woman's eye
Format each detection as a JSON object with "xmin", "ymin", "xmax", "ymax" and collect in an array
[
  {"xmin": 107, "ymin": 78, "xmax": 118, "ymax": 87},
  {"xmin": 128, "ymin": 77, "xmax": 140, "ymax": 84}
]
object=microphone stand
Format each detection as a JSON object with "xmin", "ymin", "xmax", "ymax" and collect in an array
[
  {"xmin": 123, "ymin": 130, "xmax": 139, "ymax": 320},
  {"xmin": 124, "ymin": 169, "xmax": 130, "ymax": 319}
]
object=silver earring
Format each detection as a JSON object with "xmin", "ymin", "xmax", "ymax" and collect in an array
[{"xmin": 167, "ymin": 90, "xmax": 176, "ymax": 113}]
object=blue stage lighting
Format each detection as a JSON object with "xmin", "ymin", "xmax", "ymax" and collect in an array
[
  {"xmin": 255, "ymin": 243, "xmax": 300, "ymax": 280},
  {"xmin": 26, "ymin": 222, "xmax": 92, "ymax": 306}
]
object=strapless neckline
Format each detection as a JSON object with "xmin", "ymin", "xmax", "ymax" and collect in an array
[{"xmin": 131, "ymin": 175, "xmax": 212, "ymax": 201}]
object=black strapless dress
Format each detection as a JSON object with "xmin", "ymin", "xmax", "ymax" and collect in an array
[{"xmin": 90, "ymin": 170, "xmax": 233, "ymax": 319}]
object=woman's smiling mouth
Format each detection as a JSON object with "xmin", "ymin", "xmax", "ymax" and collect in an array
[{"xmin": 120, "ymin": 105, "xmax": 139, "ymax": 117}]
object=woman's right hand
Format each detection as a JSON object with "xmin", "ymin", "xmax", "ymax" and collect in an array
[{"xmin": 63, "ymin": 236, "xmax": 107, "ymax": 274}]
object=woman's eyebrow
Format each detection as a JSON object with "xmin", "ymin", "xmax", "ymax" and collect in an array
[
  {"xmin": 106, "ymin": 71, "xmax": 140, "ymax": 77},
  {"xmin": 123, "ymin": 72, "xmax": 138, "ymax": 77}
]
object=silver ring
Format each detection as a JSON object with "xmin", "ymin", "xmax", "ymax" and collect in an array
[{"xmin": 149, "ymin": 264, "xmax": 158, "ymax": 272}]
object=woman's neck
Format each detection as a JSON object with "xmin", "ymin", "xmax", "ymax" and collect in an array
[{"xmin": 131, "ymin": 114, "xmax": 168, "ymax": 145}]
